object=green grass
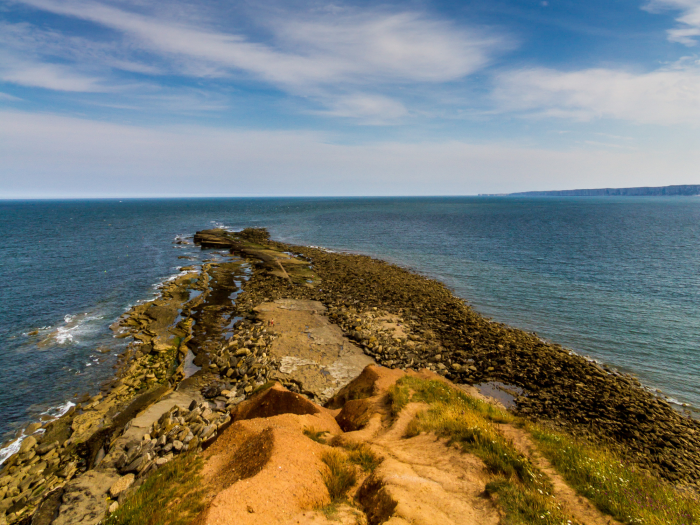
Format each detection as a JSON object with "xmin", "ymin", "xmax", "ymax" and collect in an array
[
  {"xmin": 389, "ymin": 376, "xmax": 513, "ymax": 424},
  {"xmin": 486, "ymin": 477, "xmax": 573, "ymax": 525},
  {"xmin": 338, "ymin": 441, "xmax": 383, "ymax": 473},
  {"xmin": 303, "ymin": 426, "xmax": 330, "ymax": 444},
  {"xmin": 529, "ymin": 424, "xmax": 700, "ymax": 525},
  {"xmin": 320, "ymin": 449, "xmax": 357, "ymax": 502},
  {"xmin": 403, "ymin": 389, "xmax": 535, "ymax": 486},
  {"xmin": 104, "ymin": 453, "xmax": 207, "ymax": 525},
  {"xmin": 250, "ymin": 381, "xmax": 276, "ymax": 396}
]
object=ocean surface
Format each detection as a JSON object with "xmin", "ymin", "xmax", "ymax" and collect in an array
[{"xmin": 1, "ymin": 197, "xmax": 699, "ymax": 453}]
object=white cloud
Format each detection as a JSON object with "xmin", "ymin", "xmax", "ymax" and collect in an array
[
  {"xmin": 0, "ymin": 92, "xmax": 22, "ymax": 101},
  {"xmin": 313, "ymin": 93, "xmax": 408, "ymax": 122},
  {"xmin": 1, "ymin": 63, "xmax": 105, "ymax": 91},
  {"xmin": 493, "ymin": 63, "xmax": 700, "ymax": 125},
  {"xmin": 12, "ymin": 0, "xmax": 507, "ymax": 117},
  {"xmin": 1, "ymin": 110, "xmax": 698, "ymax": 198},
  {"xmin": 16, "ymin": 0, "xmax": 503, "ymax": 86},
  {"xmin": 644, "ymin": 0, "xmax": 700, "ymax": 45}
]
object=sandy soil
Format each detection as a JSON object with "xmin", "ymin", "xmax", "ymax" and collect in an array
[{"xmin": 191, "ymin": 339, "xmax": 624, "ymax": 525}]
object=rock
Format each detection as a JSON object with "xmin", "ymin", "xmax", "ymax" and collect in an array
[
  {"xmin": 36, "ymin": 442, "xmax": 58, "ymax": 456},
  {"xmin": 28, "ymin": 486, "xmax": 64, "ymax": 525},
  {"xmin": 122, "ymin": 454, "xmax": 147, "ymax": 474},
  {"xmin": 200, "ymin": 425, "xmax": 215, "ymax": 440},
  {"xmin": 52, "ymin": 470, "xmax": 119, "ymax": 525},
  {"xmin": 109, "ymin": 474, "xmax": 135, "ymax": 498},
  {"xmin": 202, "ymin": 384, "xmax": 222, "ymax": 399},
  {"xmin": 26, "ymin": 422, "xmax": 43, "ymax": 434},
  {"xmin": 19, "ymin": 436, "xmax": 37, "ymax": 454},
  {"xmin": 57, "ymin": 462, "xmax": 77, "ymax": 479},
  {"xmin": 172, "ymin": 440, "xmax": 183, "ymax": 452},
  {"xmin": 155, "ymin": 454, "xmax": 173, "ymax": 466},
  {"xmin": 108, "ymin": 501, "xmax": 119, "ymax": 514}
]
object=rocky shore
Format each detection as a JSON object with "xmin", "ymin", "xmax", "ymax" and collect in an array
[{"xmin": 0, "ymin": 227, "xmax": 698, "ymax": 524}]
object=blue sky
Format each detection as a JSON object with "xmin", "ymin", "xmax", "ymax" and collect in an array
[{"xmin": 1, "ymin": 0, "xmax": 700, "ymax": 197}]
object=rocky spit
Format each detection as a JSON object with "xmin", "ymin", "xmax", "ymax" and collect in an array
[{"xmin": 0, "ymin": 227, "xmax": 698, "ymax": 524}]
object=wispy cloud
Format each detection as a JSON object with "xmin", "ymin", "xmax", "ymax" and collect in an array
[
  {"xmin": 644, "ymin": 0, "xmax": 700, "ymax": 45},
  {"xmin": 10, "ymin": 0, "xmax": 508, "ymax": 118},
  {"xmin": 493, "ymin": 61, "xmax": 700, "ymax": 125},
  {"xmin": 0, "ymin": 62, "xmax": 106, "ymax": 91},
  {"xmin": 0, "ymin": 91, "xmax": 22, "ymax": 101},
  {"xmin": 16, "ymin": 0, "xmax": 504, "ymax": 85},
  {"xmin": 311, "ymin": 93, "xmax": 408, "ymax": 123}
]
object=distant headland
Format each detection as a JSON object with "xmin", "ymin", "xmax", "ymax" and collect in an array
[{"xmin": 480, "ymin": 184, "xmax": 700, "ymax": 197}]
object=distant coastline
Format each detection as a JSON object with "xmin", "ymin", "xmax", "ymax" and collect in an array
[{"xmin": 480, "ymin": 184, "xmax": 700, "ymax": 197}]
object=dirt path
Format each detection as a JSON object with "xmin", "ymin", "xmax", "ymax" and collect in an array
[
  {"xmin": 498, "ymin": 424, "xmax": 621, "ymax": 525},
  {"xmin": 352, "ymin": 403, "xmax": 502, "ymax": 525}
]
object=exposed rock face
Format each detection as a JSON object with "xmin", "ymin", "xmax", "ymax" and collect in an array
[{"xmin": 196, "ymin": 384, "xmax": 343, "ymax": 525}]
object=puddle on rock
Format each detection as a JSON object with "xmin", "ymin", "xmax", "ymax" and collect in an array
[
  {"xmin": 183, "ymin": 350, "xmax": 202, "ymax": 379},
  {"xmin": 475, "ymin": 382, "xmax": 523, "ymax": 409},
  {"xmin": 188, "ymin": 289, "xmax": 203, "ymax": 301}
]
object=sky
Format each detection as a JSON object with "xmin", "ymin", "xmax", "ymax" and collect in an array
[{"xmin": 1, "ymin": 0, "xmax": 700, "ymax": 197}]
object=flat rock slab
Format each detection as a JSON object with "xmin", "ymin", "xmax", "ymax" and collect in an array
[
  {"xmin": 255, "ymin": 300, "xmax": 374, "ymax": 403},
  {"xmin": 52, "ymin": 471, "xmax": 120, "ymax": 525},
  {"xmin": 121, "ymin": 391, "xmax": 199, "ymax": 442}
]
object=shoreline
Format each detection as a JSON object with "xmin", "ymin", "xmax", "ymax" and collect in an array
[{"xmin": 1, "ymin": 227, "xmax": 699, "ymax": 523}]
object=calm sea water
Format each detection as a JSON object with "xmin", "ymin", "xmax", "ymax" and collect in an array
[{"xmin": 1, "ymin": 197, "xmax": 699, "ymax": 447}]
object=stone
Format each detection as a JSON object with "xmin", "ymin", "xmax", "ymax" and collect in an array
[
  {"xmin": 108, "ymin": 501, "xmax": 119, "ymax": 514},
  {"xmin": 109, "ymin": 474, "xmax": 135, "ymax": 498},
  {"xmin": 155, "ymin": 455, "xmax": 172, "ymax": 466},
  {"xmin": 202, "ymin": 384, "xmax": 221, "ymax": 398},
  {"xmin": 36, "ymin": 442, "xmax": 58, "ymax": 456},
  {"xmin": 172, "ymin": 440, "xmax": 183, "ymax": 452},
  {"xmin": 26, "ymin": 423, "xmax": 43, "ymax": 434},
  {"xmin": 122, "ymin": 455, "xmax": 146, "ymax": 474},
  {"xmin": 52, "ymin": 471, "xmax": 119, "ymax": 525},
  {"xmin": 200, "ymin": 425, "xmax": 214, "ymax": 439},
  {"xmin": 57, "ymin": 462, "xmax": 77, "ymax": 479},
  {"xmin": 19, "ymin": 436, "xmax": 37, "ymax": 454}
]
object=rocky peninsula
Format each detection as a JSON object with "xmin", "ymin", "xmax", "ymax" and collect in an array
[{"xmin": 0, "ymin": 227, "xmax": 698, "ymax": 525}]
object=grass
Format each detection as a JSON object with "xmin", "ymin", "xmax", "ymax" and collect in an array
[
  {"xmin": 529, "ymin": 424, "xmax": 700, "ymax": 525},
  {"xmin": 338, "ymin": 441, "xmax": 383, "ymax": 473},
  {"xmin": 486, "ymin": 477, "xmax": 573, "ymax": 525},
  {"xmin": 104, "ymin": 452, "xmax": 207, "ymax": 525},
  {"xmin": 250, "ymin": 381, "xmax": 276, "ymax": 396},
  {"xmin": 304, "ymin": 426, "xmax": 330, "ymax": 444},
  {"xmin": 394, "ymin": 376, "xmax": 574, "ymax": 525},
  {"xmin": 403, "ymin": 388, "xmax": 535, "ymax": 485},
  {"xmin": 389, "ymin": 376, "xmax": 513, "ymax": 424},
  {"xmin": 321, "ymin": 449, "xmax": 357, "ymax": 502}
]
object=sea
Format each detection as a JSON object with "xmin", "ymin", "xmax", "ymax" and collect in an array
[{"xmin": 1, "ymin": 197, "xmax": 699, "ymax": 460}]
